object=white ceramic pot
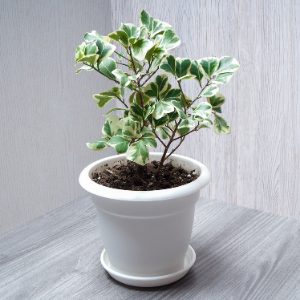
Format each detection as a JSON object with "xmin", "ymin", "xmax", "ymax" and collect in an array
[{"xmin": 79, "ymin": 153, "xmax": 210, "ymax": 286}]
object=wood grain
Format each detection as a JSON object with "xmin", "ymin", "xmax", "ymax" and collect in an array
[
  {"xmin": 1, "ymin": 195, "xmax": 300, "ymax": 299},
  {"xmin": 0, "ymin": 0, "xmax": 115, "ymax": 234},
  {"xmin": 110, "ymin": 0, "xmax": 300, "ymax": 220}
]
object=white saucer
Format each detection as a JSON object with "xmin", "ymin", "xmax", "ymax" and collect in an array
[{"xmin": 100, "ymin": 245, "xmax": 196, "ymax": 287}]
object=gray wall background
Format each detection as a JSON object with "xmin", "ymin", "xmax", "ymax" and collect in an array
[{"xmin": 1, "ymin": 0, "xmax": 300, "ymax": 234}]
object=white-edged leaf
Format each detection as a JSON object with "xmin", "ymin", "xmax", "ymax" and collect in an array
[
  {"xmin": 107, "ymin": 136, "xmax": 130, "ymax": 153},
  {"xmin": 178, "ymin": 118, "xmax": 195, "ymax": 129},
  {"xmin": 214, "ymin": 114, "xmax": 231, "ymax": 135},
  {"xmin": 104, "ymin": 107, "xmax": 125, "ymax": 117},
  {"xmin": 76, "ymin": 65, "xmax": 93, "ymax": 74},
  {"xmin": 141, "ymin": 136, "xmax": 157, "ymax": 148},
  {"xmin": 108, "ymin": 30, "xmax": 129, "ymax": 47},
  {"xmin": 157, "ymin": 30, "xmax": 181, "ymax": 50},
  {"xmin": 200, "ymin": 84, "xmax": 219, "ymax": 97},
  {"xmin": 189, "ymin": 60, "xmax": 204, "ymax": 85},
  {"xmin": 213, "ymin": 72, "xmax": 234, "ymax": 84},
  {"xmin": 207, "ymin": 92, "xmax": 225, "ymax": 108},
  {"xmin": 112, "ymin": 69, "xmax": 132, "ymax": 88},
  {"xmin": 144, "ymin": 82, "xmax": 159, "ymax": 98},
  {"xmin": 84, "ymin": 31, "xmax": 110, "ymax": 42},
  {"xmin": 154, "ymin": 74, "xmax": 169, "ymax": 95},
  {"xmin": 177, "ymin": 74, "xmax": 196, "ymax": 82},
  {"xmin": 126, "ymin": 140, "xmax": 149, "ymax": 165},
  {"xmin": 153, "ymin": 115, "xmax": 169, "ymax": 127},
  {"xmin": 156, "ymin": 127, "xmax": 172, "ymax": 139},
  {"xmin": 160, "ymin": 54, "xmax": 176, "ymax": 76},
  {"xmin": 77, "ymin": 54, "xmax": 99, "ymax": 65},
  {"xmin": 93, "ymin": 87, "xmax": 121, "ymax": 108},
  {"xmin": 102, "ymin": 116, "xmax": 120, "ymax": 137},
  {"xmin": 120, "ymin": 23, "xmax": 139, "ymax": 39},
  {"xmin": 216, "ymin": 56, "xmax": 240, "ymax": 74},
  {"xmin": 176, "ymin": 58, "xmax": 192, "ymax": 78},
  {"xmin": 192, "ymin": 102, "xmax": 212, "ymax": 118},
  {"xmin": 154, "ymin": 101, "xmax": 174, "ymax": 119},
  {"xmin": 131, "ymin": 39, "xmax": 154, "ymax": 61},
  {"xmin": 198, "ymin": 57, "xmax": 220, "ymax": 79},
  {"xmin": 139, "ymin": 10, "xmax": 152, "ymax": 31},
  {"xmin": 98, "ymin": 57, "xmax": 116, "ymax": 80},
  {"xmin": 87, "ymin": 137, "xmax": 109, "ymax": 150},
  {"xmin": 95, "ymin": 40, "xmax": 116, "ymax": 64}
]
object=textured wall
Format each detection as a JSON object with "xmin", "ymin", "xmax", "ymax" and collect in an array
[
  {"xmin": 0, "ymin": 0, "xmax": 114, "ymax": 234},
  {"xmin": 110, "ymin": 0, "xmax": 300, "ymax": 219}
]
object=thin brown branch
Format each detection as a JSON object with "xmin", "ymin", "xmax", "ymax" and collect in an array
[
  {"xmin": 140, "ymin": 67, "xmax": 159, "ymax": 86},
  {"xmin": 83, "ymin": 63, "xmax": 120, "ymax": 84},
  {"xmin": 114, "ymin": 51, "xmax": 130, "ymax": 61},
  {"xmin": 165, "ymin": 136, "xmax": 186, "ymax": 161}
]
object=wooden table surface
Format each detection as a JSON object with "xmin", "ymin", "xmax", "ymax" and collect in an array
[{"xmin": 1, "ymin": 196, "xmax": 300, "ymax": 300}]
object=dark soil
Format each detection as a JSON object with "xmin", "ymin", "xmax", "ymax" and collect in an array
[{"xmin": 91, "ymin": 160, "xmax": 199, "ymax": 191}]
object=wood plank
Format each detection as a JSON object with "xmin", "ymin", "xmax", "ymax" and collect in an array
[{"xmin": 0, "ymin": 195, "xmax": 300, "ymax": 299}]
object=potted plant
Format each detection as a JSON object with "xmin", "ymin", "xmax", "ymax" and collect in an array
[{"xmin": 77, "ymin": 9, "xmax": 239, "ymax": 287}]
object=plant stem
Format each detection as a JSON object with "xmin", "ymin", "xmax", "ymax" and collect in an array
[
  {"xmin": 140, "ymin": 67, "xmax": 159, "ymax": 86},
  {"xmin": 83, "ymin": 63, "xmax": 120, "ymax": 85},
  {"xmin": 114, "ymin": 51, "xmax": 130, "ymax": 61}
]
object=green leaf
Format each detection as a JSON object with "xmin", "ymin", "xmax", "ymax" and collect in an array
[
  {"xmin": 145, "ymin": 103, "xmax": 156, "ymax": 119},
  {"xmin": 93, "ymin": 87, "xmax": 121, "ymax": 108},
  {"xmin": 177, "ymin": 127, "xmax": 190, "ymax": 136},
  {"xmin": 207, "ymin": 92, "xmax": 225, "ymax": 108},
  {"xmin": 131, "ymin": 39, "xmax": 154, "ymax": 61},
  {"xmin": 189, "ymin": 60, "xmax": 204, "ymax": 85},
  {"xmin": 144, "ymin": 82, "xmax": 159, "ymax": 98},
  {"xmin": 170, "ymin": 100, "xmax": 187, "ymax": 119},
  {"xmin": 156, "ymin": 127, "xmax": 172, "ymax": 139},
  {"xmin": 112, "ymin": 69, "xmax": 132, "ymax": 88},
  {"xmin": 95, "ymin": 40, "xmax": 116, "ymax": 64},
  {"xmin": 85, "ymin": 41, "xmax": 98, "ymax": 55},
  {"xmin": 163, "ymin": 88, "xmax": 181, "ymax": 101},
  {"xmin": 108, "ymin": 30, "xmax": 129, "ymax": 48},
  {"xmin": 117, "ymin": 117, "xmax": 135, "ymax": 130},
  {"xmin": 176, "ymin": 58, "xmax": 192, "ymax": 78},
  {"xmin": 84, "ymin": 31, "xmax": 110, "ymax": 42},
  {"xmin": 98, "ymin": 58, "xmax": 116, "ymax": 80},
  {"xmin": 199, "ymin": 124, "xmax": 210, "ymax": 129},
  {"xmin": 117, "ymin": 51, "xmax": 126, "ymax": 61},
  {"xmin": 102, "ymin": 116, "xmax": 120, "ymax": 138},
  {"xmin": 213, "ymin": 106, "xmax": 222, "ymax": 113},
  {"xmin": 192, "ymin": 102, "xmax": 212, "ymax": 118},
  {"xmin": 77, "ymin": 54, "xmax": 99, "ymax": 65},
  {"xmin": 214, "ymin": 114, "xmax": 231, "ymax": 135},
  {"xmin": 193, "ymin": 115, "xmax": 213, "ymax": 124},
  {"xmin": 122, "ymin": 126, "xmax": 136, "ymax": 138},
  {"xmin": 160, "ymin": 83, "xmax": 172, "ymax": 99},
  {"xmin": 157, "ymin": 30, "xmax": 181, "ymax": 50},
  {"xmin": 154, "ymin": 74, "xmax": 169, "ymax": 95},
  {"xmin": 126, "ymin": 140, "xmax": 149, "ymax": 165},
  {"xmin": 87, "ymin": 137, "xmax": 109, "ymax": 150},
  {"xmin": 167, "ymin": 110, "xmax": 179, "ymax": 122},
  {"xmin": 120, "ymin": 23, "xmax": 139, "ymax": 39},
  {"xmin": 198, "ymin": 57, "xmax": 220, "ymax": 79},
  {"xmin": 215, "ymin": 56, "xmax": 240, "ymax": 74},
  {"xmin": 178, "ymin": 118, "xmax": 195, "ymax": 129},
  {"xmin": 153, "ymin": 115, "xmax": 169, "ymax": 127},
  {"xmin": 130, "ymin": 103, "xmax": 144, "ymax": 119},
  {"xmin": 151, "ymin": 19, "xmax": 173, "ymax": 38},
  {"xmin": 139, "ymin": 10, "xmax": 152, "ymax": 31},
  {"xmin": 213, "ymin": 72, "xmax": 234, "ymax": 84},
  {"xmin": 141, "ymin": 136, "xmax": 157, "ymax": 148},
  {"xmin": 200, "ymin": 84, "xmax": 219, "ymax": 97},
  {"xmin": 135, "ymin": 92, "xmax": 150, "ymax": 106},
  {"xmin": 76, "ymin": 65, "xmax": 92, "ymax": 74},
  {"xmin": 160, "ymin": 54, "xmax": 176, "ymax": 76},
  {"xmin": 104, "ymin": 107, "xmax": 125, "ymax": 117},
  {"xmin": 180, "ymin": 93, "xmax": 192, "ymax": 108},
  {"xmin": 75, "ymin": 42, "xmax": 86, "ymax": 63},
  {"xmin": 177, "ymin": 74, "xmax": 196, "ymax": 82},
  {"xmin": 107, "ymin": 136, "xmax": 130, "ymax": 153},
  {"xmin": 154, "ymin": 101, "xmax": 174, "ymax": 119}
]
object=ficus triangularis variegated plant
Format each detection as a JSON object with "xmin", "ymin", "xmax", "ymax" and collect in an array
[{"xmin": 75, "ymin": 9, "xmax": 240, "ymax": 175}]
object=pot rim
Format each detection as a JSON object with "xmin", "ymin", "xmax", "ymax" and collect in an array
[{"xmin": 79, "ymin": 152, "xmax": 210, "ymax": 202}]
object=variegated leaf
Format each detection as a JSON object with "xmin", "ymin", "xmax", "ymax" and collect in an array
[
  {"xmin": 104, "ymin": 107, "xmax": 125, "ymax": 117},
  {"xmin": 95, "ymin": 40, "xmax": 116, "ymax": 64},
  {"xmin": 77, "ymin": 54, "xmax": 99, "ymax": 65},
  {"xmin": 167, "ymin": 111, "xmax": 179, "ymax": 122},
  {"xmin": 199, "ymin": 57, "xmax": 220, "ymax": 79},
  {"xmin": 189, "ymin": 60, "xmax": 204, "ymax": 85},
  {"xmin": 93, "ymin": 87, "xmax": 121, "ymax": 108},
  {"xmin": 112, "ymin": 69, "xmax": 132, "ymax": 88},
  {"xmin": 170, "ymin": 100, "xmax": 187, "ymax": 119},
  {"xmin": 160, "ymin": 83, "xmax": 172, "ymax": 99},
  {"xmin": 200, "ymin": 84, "xmax": 219, "ymax": 97},
  {"xmin": 122, "ymin": 126, "xmax": 136, "ymax": 138},
  {"xmin": 154, "ymin": 74, "xmax": 169, "ymax": 95},
  {"xmin": 87, "ymin": 137, "xmax": 109, "ymax": 151},
  {"xmin": 176, "ymin": 58, "xmax": 192, "ymax": 78},
  {"xmin": 85, "ymin": 41, "xmax": 98, "ymax": 55},
  {"xmin": 144, "ymin": 82, "xmax": 159, "ymax": 98},
  {"xmin": 120, "ymin": 23, "xmax": 139, "ymax": 39},
  {"xmin": 213, "ymin": 72, "xmax": 234, "ymax": 84},
  {"xmin": 139, "ymin": 9, "xmax": 153, "ymax": 31},
  {"xmin": 153, "ymin": 115, "xmax": 169, "ymax": 127},
  {"xmin": 84, "ymin": 31, "xmax": 110, "ymax": 43},
  {"xmin": 207, "ymin": 92, "xmax": 225, "ymax": 108},
  {"xmin": 141, "ymin": 135, "xmax": 157, "ymax": 148},
  {"xmin": 151, "ymin": 19, "xmax": 173, "ymax": 38},
  {"xmin": 156, "ymin": 127, "xmax": 172, "ymax": 139},
  {"xmin": 75, "ymin": 42, "xmax": 86, "ymax": 64},
  {"xmin": 157, "ymin": 30, "xmax": 181, "ymax": 50},
  {"xmin": 107, "ymin": 136, "xmax": 130, "ymax": 153},
  {"xmin": 154, "ymin": 101, "xmax": 174, "ymax": 119},
  {"xmin": 199, "ymin": 124, "xmax": 210, "ymax": 129},
  {"xmin": 193, "ymin": 115, "xmax": 213, "ymax": 124},
  {"xmin": 76, "ymin": 64, "xmax": 92, "ymax": 74},
  {"xmin": 130, "ymin": 103, "xmax": 144, "ymax": 119},
  {"xmin": 214, "ymin": 114, "xmax": 231, "ymax": 135},
  {"xmin": 131, "ymin": 39, "xmax": 154, "ymax": 61},
  {"xmin": 178, "ymin": 118, "xmax": 195, "ymax": 129},
  {"xmin": 213, "ymin": 106, "xmax": 222, "ymax": 113},
  {"xmin": 180, "ymin": 93, "xmax": 192, "ymax": 108},
  {"xmin": 192, "ymin": 102, "xmax": 212, "ymax": 118},
  {"xmin": 160, "ymin": 54, "xmax": 176, "ymax": 76},
  {"xmin": 177, "ymin": 74, "xmax": 196, "ymax": 82},
  {"xmin": 135, "ymin": 92, "xmax": 150, "ymax": 106},
  {"xmin": 145, "ymin": 103, "xmax": 156, "ymax": 119},
  {"xmin": 163, "ymin": 88, "xmax": 181, "ymax": 101},
  {"xmin": 98, "ymin": 58, "xmax": 116, "ymax": 80},
  {"xmin": 102, "ymin": 116, "xmax": 120, "ymax": 138},
  {"xmin": 177, "ymin": 127, "xmax": 190, "ymax": 136},
  {"xmin": 117, "ymin": 117, "xmax": 135, "ymax": 130},
  {"xmin": 108, "ymin": 30, "xmax": 129, "ymax": 48},
  {"xmin": 126, "ymin": 140, "xmax": 149, "ymax": 165},
  {"xmin": 216, "ymin": 56, "xmax": 240, "ymax": 74}
]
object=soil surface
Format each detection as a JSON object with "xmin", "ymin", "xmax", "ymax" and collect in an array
[{"xmin": 91, "ymin": 160, "xmax": 199, "ymax": 191}]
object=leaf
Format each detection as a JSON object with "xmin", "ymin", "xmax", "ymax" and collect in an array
[
  {"xmin": 95, "ymin": 40, "xmax": 116, "ymax": 64},
  {"xmin": 75, "ymin": 42, "xmax": 86, "ymax": 63},
  {"xmin": 215, "ymin": 56, "xmax": 240, "ymax": 74},
  {"xmin": 154, "ymin": 74, "xmax": 169, "ymax": 95},
  {"xmin": 102, "ymin": 116, "xmax": 120, "ymax": 138},
  {"xmin": 126, "ymin": 140, "xmax": 149, "ymax": 165},
  {"xmin": 163, "ymin": 88, "xmax": 181, "ymax": 101},
  {"xmin": 213, "ymin": 106, "xmax": 222, "ymax": 113},
  {"xmin": 76, "ymin": 65, "xmax": 93, "ymax": 74},
  {"xmin": 87, "ymin": 137, "xmax": 109, "ymax": 150},
  {"xmin": 156, "ymin": 127, "xmax": 172, "ymax": 139},
  {"xmin": 139, "ymin": 10, "xmax": 152, "ymax": 31},
  {"xmin": 199, "ymin": 124, "xmax": 210, "ymax": 129},
  {"xmin": 207, "ymin": 92, "xmax": 225, "ymax": 108},
  {"xmin": 107, "ymin": 136, "xmax": 130, "ymax": 153},
  {"xmin": 153, "ymin": 115, "xmax": 169, "ymax": 127},
  {"xmin": 117, "ymin": 51, "xmax": 126, "ymax": 61},
  {"xmin": 213, "ymin": 72, "xmax": 234, "ymax": 84},
  {"xmin": 170, "ymin": 100, "xmax": 187, "ymax": 119},
  {"xmin": 93, "ymin": 87, "xmax": 121, "ymax": 108},
  {"xmin": 160, "ymin": 83, "xmax": 172, "ymax": 99},
  {"xmin": 144, "ymin": 82, "xmax": 159, "ymax": 98},
  {"xmin": 193, "ymin": 115, "xmax": 213, "ymax": 124},
  {"xmin": 157, "ymin": 30, "xmax": 181, "ymax": 50},
  {"xmin": 112, "ymin": 69, "xmax": 132, "ymax": 88},
  {"xmin": 180, "ymin": 93, "xmax": 192, "ymax": 108},
  {"xmin": 104, "ymin": 107, "xmax": 125, "ymax": 117},
  {"xmin": 122, "ymin": 126, "xmax": 136, "ymax": 138},
  {"xmin": 84, "ymin": 31, "xmax": 110, "ymax": 42},
  {"xmin": 145, "ymin": 103, "xmax": 156, "ymax": 119},
  {"xmin": 141, "ymin": 136, "xmax": 157, "ymax": 148},
  {"xmin": 135, "ymin": 92, "xmax": 150, "ymax": 106},
  {"xmin": 167, "ymin": 110, "xmax": 179, "ymax": 122},
  {"xmin": 85, "ymin": 41, "xmax": 98, "ymax": 55},
  {"xmin": 154, "ymin": 101, "xmax": 174, "ymax": 119},
  {"xmin": 177, "ymin": 128, "xmax": 190, "ymax": 136},
  {"xmin": 177, "ymin": 74, "xmax": 196, "ymax": 82},
  {"xmin": 108, "ymin": 30, "xmax": 129, "ymax": 48},
  {"xmin": 176, "ymin": 58, "xmax": 192, "ymax": 78},
  {"xmin": 131, "ymin": 39, "xmax": 154, "ymax": 61},
  {"xmin": 198, "ymin": 57, "xmax": 220, "ymax": 79},
  {"xmin": 98, "ymin": 58, "xmax": 116, "ymax": 80},
  {"xmin": 200, "ymin": 84, "xmax": 219, "ymax": 97},
  {"xmin": 130, "ymin": 103, "xmax": 144, "ymax": 119},
  {"xmin": 77, "ymin": 54, "xmax": 99, "ymax": 65},
  {"xmin": 178, "ymin": 118, "xmax": 195, "ymax": 129},
  {"xmin": 214, "ymin": 114, "xmax": 231, "ymax": 135},
  {"xmin": 159, "ymin": 54, "xmax": 176, "ymax": 76},
  {"xmin": 151, "ymin": 19, "xmax": 173, "ymax": 38},
  {"xmin": 189, "ymin": 60, "xmax": 204, "ymax": 85},
  {"xmin": 192, "ymin": 102, "xmax": 212, "ymax": 118},
  {"xmin": 120, "ymin": 23, "xmax": 139, "ymax": 39}
]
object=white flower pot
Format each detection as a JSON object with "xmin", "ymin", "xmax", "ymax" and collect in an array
[{"xmin": 79, "ymin": 153, "xmax": 210, "ymax": 286}]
